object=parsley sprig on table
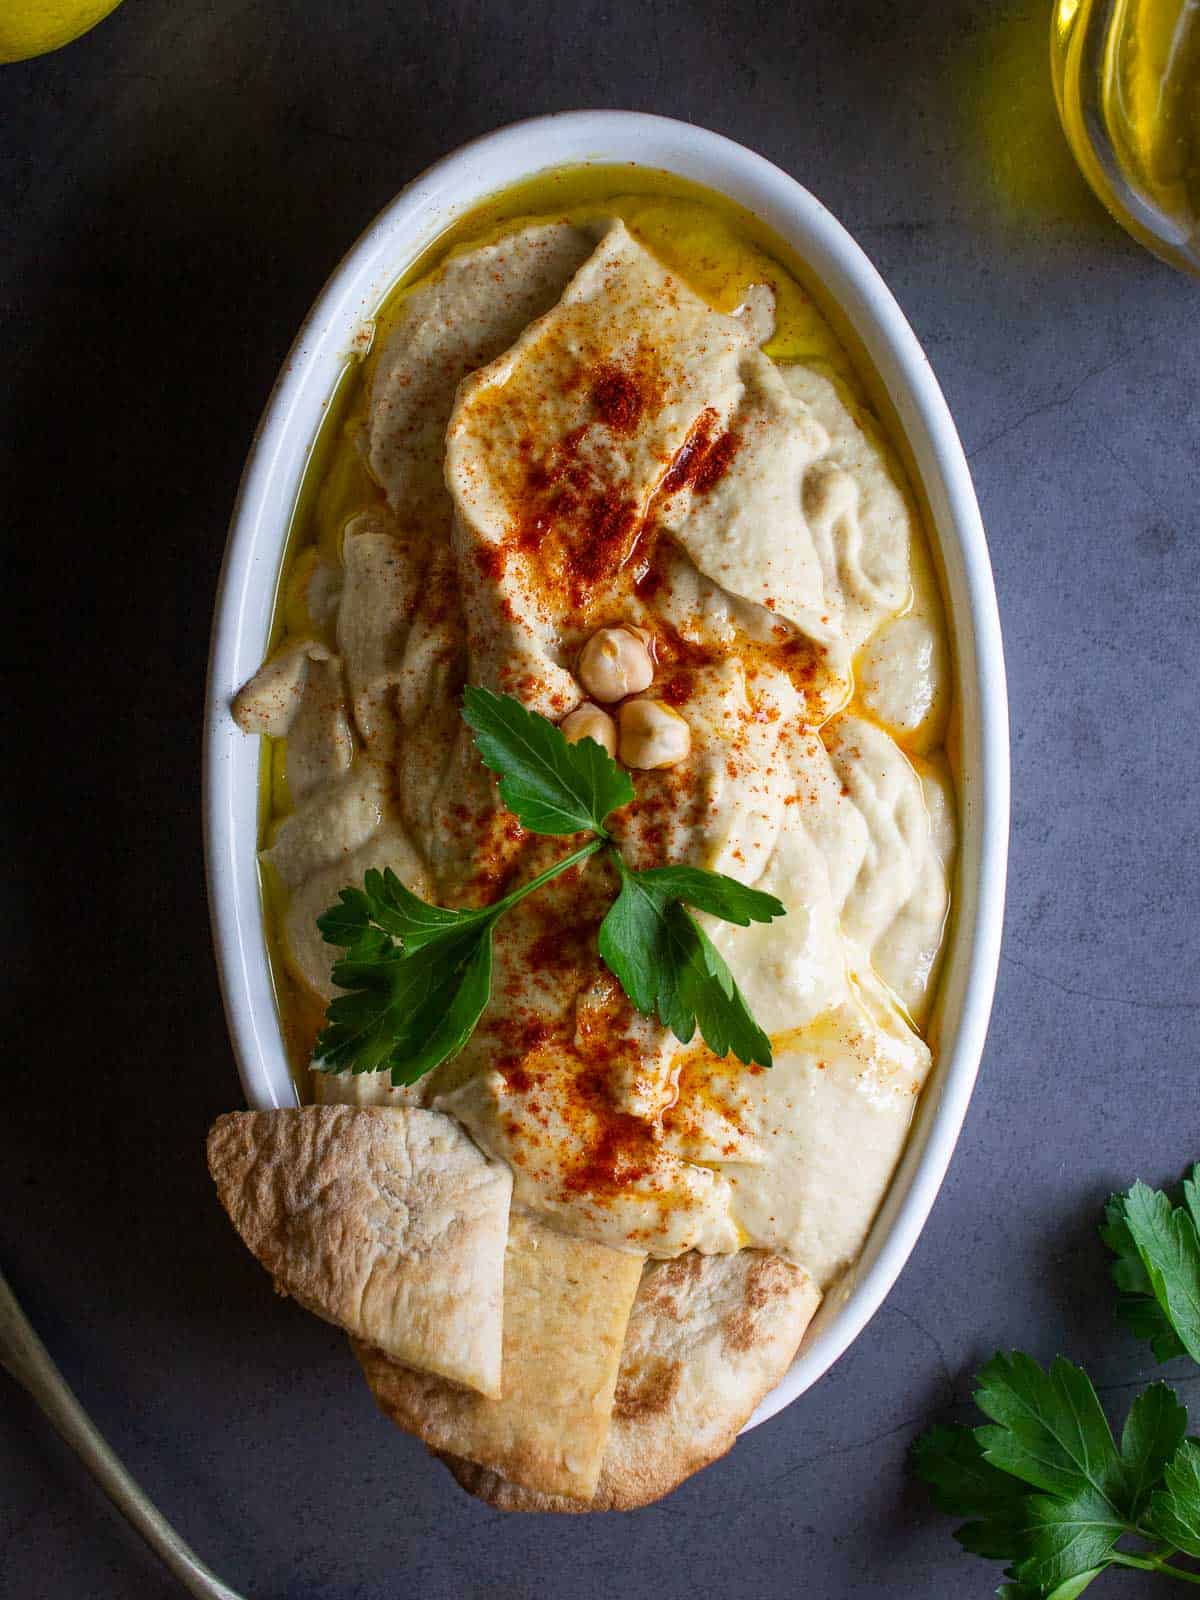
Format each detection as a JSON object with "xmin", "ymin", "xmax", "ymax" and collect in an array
[
  {"xmin": 915, "ymin": 1166, "xmax": 1200, "ymax": 1595},
  {"xmin": 312, "ymin": 686, "xmax": 783, "ymax": 1086},
  {"xmin": 1102, "ymin": 1173, "xmax": 1200, "ymax": 1365}
]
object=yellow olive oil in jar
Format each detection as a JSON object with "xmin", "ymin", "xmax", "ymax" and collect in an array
[{"xmin": 1051, "ymin": 0, "xmax": 1200, "ymax": 273}]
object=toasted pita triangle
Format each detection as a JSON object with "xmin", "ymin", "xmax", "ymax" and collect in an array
[
  {"xmin": 207, "ymin": 1106, "xmax": 511, "ymax": 1397},
  {"xmin": 439, "ymin": 1248, "xmax": 819, "ymax": 1510},
  {"xmin": 354, "ymin": 1213, "xmax": 645, "ymax": 1500}
]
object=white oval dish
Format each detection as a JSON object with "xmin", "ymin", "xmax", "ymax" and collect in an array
[{"xmin": 204, "ymin": 111, "xmax": 1009, "ymax": 1431}]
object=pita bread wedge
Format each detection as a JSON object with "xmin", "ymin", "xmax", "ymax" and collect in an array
[
  {"xmin": 354, "ymin": 1213, "xmax": 644, "ymax": 1500},
  {"xmin": 207, "ymin": 1106, "xmax": 511, "ymax": 1397},
  {"xmin": 438, "ymin": 1248, "xmax": 819, "ymax": 1511}
]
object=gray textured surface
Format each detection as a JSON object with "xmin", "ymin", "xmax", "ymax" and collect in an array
[{"xmin": 2, "ymin": 1, "xmax": 1198, "ymax": 1596}]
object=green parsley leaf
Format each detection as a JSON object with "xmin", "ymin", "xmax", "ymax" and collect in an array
[
  {"xmin": 314, "ymin": 923, "xmax": 494, "ymax": 1086},
  {"xmin": 400, "ymin": 932, "xmax": 495, "ymax": 1083},
  {"xmin": 1118, "ymin": 1382, "xmax": 1187, "ymax": 1516},
  {"xmin": 917, "ymin": 1175, "xmax": 1200, "ymax": 1599},
  {"xmin": 313, "ymin": 867, "xmax": 500, "ymax": 1083},
  {"xmin": 973, "ymin": 1354, "xmax": 1124, "ymax": 1510},
  {"xmin": 662, "ymin": 908, "xmax": 773, "ymax": 1067},
  {"xmin": 999, "ymin": 1574, "xmax": 1107, "ymax": 1600},
  {"xmin": 1147, "ymin": 1439, "xmax": 1200, "ymax": 1558},
  {"xmin": 1043, "ymin": 1575, "xmax": 1109, "ymax": 1600},
  {"xmin": 314, "ymin": 885, "xmax": 375, "ymax": 952},
  {"xmin": 619, "ymin": 864, "xmax": 786, "ymax": 926},
  {"xmin": 312, "ymin": 837, "xmax": 607, "ymax": 1084},
  {"xmin": 912, "ymin": 1422, "xmax": 1121, "ymax": 1596},
  {"xmin": 462, "ymin": 684, "xmax": 633, "ymax": 836},
  {"xmin": 318, "ymin": 868, "xmax": 493, "ymax": 954},
  {"xmin": 359, "ymin": 866, "xmax": 493, "ymax": 950},
  {"xmin": 1046, "ymin": 1577, "xmax": 1109, "ymax": 1600},
  {"xmin": 1009, "ymin": 1487, "xmax": 1123, "ymax": 1596},
  {"xmin": 912, "ymin": 1424, "xmax": 1027, "ymax": 1559},
  {"xmin": 597, "ymin": 858, "xmax": 777, "ymax": 1066},
  {"xmin": 1101, "ymin": 1174, "xmax": 1200, "ymax": 1364}
]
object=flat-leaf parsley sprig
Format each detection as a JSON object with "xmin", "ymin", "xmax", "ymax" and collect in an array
[
  {"xmin": 1101, "ymin": 1171, "xmax": 1200, "ymax": 1365},
  {"xmin": 915, "ymin": 1166, "xmax": 1200, "ymax": 1596},
  {"xmin": 312, "ymin": 686, "xmax": 784, "ymax": 1086}
]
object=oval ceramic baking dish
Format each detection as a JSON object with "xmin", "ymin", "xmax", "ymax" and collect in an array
[{"xmin": 204, "ymin": 111, "xmax": 1009, "ymax": 1429}]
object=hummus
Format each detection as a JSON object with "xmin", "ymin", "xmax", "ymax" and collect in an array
[{"xmin": 237, "ymin": 180, "xmax": 956, "ymax": 1298}]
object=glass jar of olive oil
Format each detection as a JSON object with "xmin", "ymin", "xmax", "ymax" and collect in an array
[{"xmin": 1051, "ymin": 0, "xmax": 1199, "ymax": 275}]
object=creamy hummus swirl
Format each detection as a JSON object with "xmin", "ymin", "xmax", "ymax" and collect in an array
[{"xmin": 242, "ymin": 210, "xmax": 956, "ymax": 1291}]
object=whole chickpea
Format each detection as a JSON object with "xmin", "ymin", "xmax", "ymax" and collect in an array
[
  {"xmin": 577, "ymin": 625, "xmax": 654, "ymax": 703},
  {"xmin": 618, "ymin": 699, "xmax": 691, "ymax": 770},
  {"xmin": 560, "ymin": 702, "xmax": 618, "ymax": 757}
]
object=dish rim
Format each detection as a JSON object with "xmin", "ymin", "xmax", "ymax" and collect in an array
[{"xmin": 203, "ymin": 109, "xmax": 1009, "ymax": 1433}]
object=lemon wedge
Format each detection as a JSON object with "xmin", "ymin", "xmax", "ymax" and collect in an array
[{"xmin": 1, "ymin": 0, "xmax": 124, "ymax": 64}]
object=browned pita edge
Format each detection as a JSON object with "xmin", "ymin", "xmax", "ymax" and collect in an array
[
  {"xmin": 353, "ymin": 1212, "xmax": 645, "ymax": 1501},
  {"xmin": 206, "ymin": 1105, "xmax": 511, "ymax": 1397},
  {"xmin": 436, "ymin": 1249, "xmax": 820, "ymax": 1511}
]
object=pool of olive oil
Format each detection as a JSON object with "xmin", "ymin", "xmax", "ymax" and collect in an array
[{"xmin": 1052, "ymin": 0, "xmax": 1200, "ymax": 270}]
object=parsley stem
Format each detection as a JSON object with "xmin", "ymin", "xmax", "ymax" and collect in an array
[
  {"xmin": 1111, "ymin": 1551, "xmax": 1200, "ymax": 1584},
  {"xmin": 490, "ymin": 837, "xmax": 606, "ymax": 916}
]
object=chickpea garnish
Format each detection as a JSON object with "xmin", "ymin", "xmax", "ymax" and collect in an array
[
  {"xmin": 560, "ymin": 702, "xmax": 618, "ymax": 757},
  {"xmin": 577, "ymin": 625, "xmax": 654, "ymax": 703},
  {"xmin": 618, "ymin": 698, "xmax": 691, "ymax": 770}
]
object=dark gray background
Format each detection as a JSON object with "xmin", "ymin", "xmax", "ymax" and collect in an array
[{"xmin": 3, "ymin": 1, "xmax": 1198, "ymax": 1595}]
